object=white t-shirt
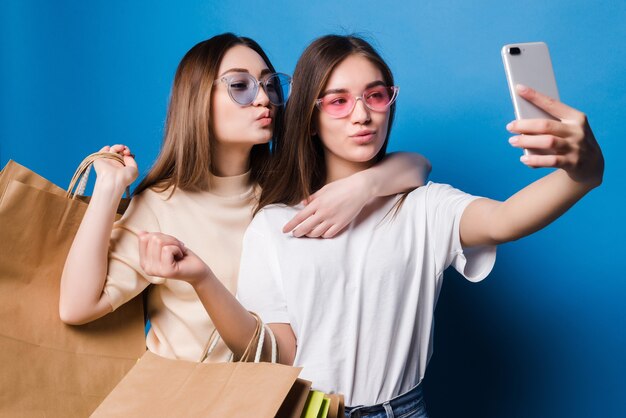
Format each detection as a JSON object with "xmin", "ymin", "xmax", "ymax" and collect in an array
[{"xmin": 237, "ymin": 182, "xmax": 497, "ymax": 406}]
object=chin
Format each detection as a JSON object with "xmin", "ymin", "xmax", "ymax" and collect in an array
[
  {"xmin": 341, "ymin": 153, "xmax": 378, "ymax": 165},
  {"xmin": 350, "ymin": 146, "xmax": 383, "ymax": 163},
  {"xmin": 255, "ymin": 133, "xmax": 273, "ymax": 144},
  {"xmin": 244, "ymin": 130, "xmax": 272, "ymax": 145}
]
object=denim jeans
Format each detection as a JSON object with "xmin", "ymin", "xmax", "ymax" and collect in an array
[{"xmin": 344, "ymin": 384, "xmax": 428, "ymax": 418}]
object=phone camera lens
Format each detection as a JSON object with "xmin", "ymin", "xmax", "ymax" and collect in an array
[{"xmin": 509, "ymin": 47, "xmax": 521, "ymax": 55}]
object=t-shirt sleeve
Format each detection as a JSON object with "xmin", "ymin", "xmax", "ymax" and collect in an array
[
  {"xmin": 236, "ymin": 212, "xmax": 290, "ymax": 324},
  {"xmin": 425, "ymin": 183, "xmax": 497, "ymax": 282},
  {"xmin": 103, "ymin": 192, "xmax": 161, "ymax": 311}
]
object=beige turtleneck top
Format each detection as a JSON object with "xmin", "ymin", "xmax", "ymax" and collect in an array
[{"xmin": 104, "ymin": 172, "xmax": 257, "ymax": 362}]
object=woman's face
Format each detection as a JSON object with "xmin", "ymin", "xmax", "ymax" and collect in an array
[
  {"xmin": 211, "ymin": 45, "xmax": 275, "ymax": 147},
  {"xmin": 315, "ymin": 54, "xmax": 390, "ymax": 168}
]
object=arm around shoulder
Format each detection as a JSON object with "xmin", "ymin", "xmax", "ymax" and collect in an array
[{"xmin": 283, "ymin": 151, "xmax": 431, "ymax": 238}]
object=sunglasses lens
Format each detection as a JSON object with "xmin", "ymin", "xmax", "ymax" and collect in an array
[
  {"xmin": 264, "ymin": 73, "xmax": 292, "ymax": 106},
  {"xmin": 228, "ymin": 74, "xmax": 258, "ymax": 105},
  {"xmin": 364, "ymin": 86, "xmax": 395, "ymax": 111},
  {"xmin": 318, "ymin": 94, "xmax": 355, "ymax": 118}
]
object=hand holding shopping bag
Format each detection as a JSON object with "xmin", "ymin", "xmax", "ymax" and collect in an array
[{"xmin": 0, "ymin": 154, "xmax": 146, "ymax": 417}]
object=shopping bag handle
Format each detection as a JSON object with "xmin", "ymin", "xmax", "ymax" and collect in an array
[
  {"xmin": 66, "ymin": 152, "xmax": 131, "ymax": 199},
  {"xmin": 199, "ymin": 312, "xmax": 278, "ymax": 364},
  {"xmin": 256, "ymin": 322, "xmax": 278, "ymax": 363}
]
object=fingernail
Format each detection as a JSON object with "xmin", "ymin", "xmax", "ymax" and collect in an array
[
  {"xmin": 520, "ymin": 155, "xmax": 529, "ymax": 163},
  {"xmin": 506, "ymin": 122, "xmax": 515, "ymax": 131},
  {"xmin": 508, "ymin": 136, "xmax": 518, "ymax": 144},
  {"xmin": 516, "ymin": 84, "xmax": 529, "ymax": 93}
]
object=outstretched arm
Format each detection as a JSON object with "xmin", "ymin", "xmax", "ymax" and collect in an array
[
  {"xmin": 284, "ymin": 152, "xmax": 432, "ymax": 238},
  {"xmin": 461, "ymin": 85, "xmax": 604, "ymax": 247}
]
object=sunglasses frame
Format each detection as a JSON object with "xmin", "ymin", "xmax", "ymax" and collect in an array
[
  {"xmin": 214, "ymin": 72, "xmax": 292, "ymax": 107},
  {"xmin": 315, "ymin": 85, "xmax": 400, "ymax": 119}
]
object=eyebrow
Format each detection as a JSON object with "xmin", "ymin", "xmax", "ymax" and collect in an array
[
  {"xmin": 320, "ymin": 80, "xmax": 386, "ymax": 96},
  {"xmin": 218, "ymin": 68, "xmax": 272, "ymax": 78}
]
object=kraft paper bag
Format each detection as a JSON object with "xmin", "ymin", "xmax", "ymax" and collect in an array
[
  {"xmin": 275, "ymin": 378, "xmax": 312, "ymax": 418},
  {"xmin": 91, "ymin": 350, "xmax": 304, "ymax": 418},
  {"xmin": 0, "ymin": 156, "xmax": 146, "ymax": 417}
]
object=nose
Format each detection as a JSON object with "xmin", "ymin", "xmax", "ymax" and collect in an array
[
  {"xmin": 350, "ymin": 97, "xmax": 371, "ymax": 124},
  {"xmin": 253, "ymin": 84, "xmax": 271, "ymax": 107}
]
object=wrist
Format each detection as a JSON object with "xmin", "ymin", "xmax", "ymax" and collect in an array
[
  {"xmin": 94, "ymin": 174, "xmax": 128, "ymax": 197},
  {"xmin": 188, "ymin": 266, "xmax": 215, "ymax": 290},
  {"xmin": 355, "ymin": 169, "xmax": 379, "ymax": 199}
]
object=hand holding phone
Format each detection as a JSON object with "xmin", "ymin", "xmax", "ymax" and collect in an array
[{"xmin": 500, "ymin": 60, "xmax": 603, "ymax": 184}]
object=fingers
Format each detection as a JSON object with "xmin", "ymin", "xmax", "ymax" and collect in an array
[
  {"xmin": 321, "ymin": 224, "xmax": 343, "ymax": 239},
  {"xmin": 507, "ymin": 86, "xmax": 602, "ymax": 183},
  {"xmin": 518, "ymin": 153, "xmax": 566, "ymax": 168},
  {"xmin": 291, "ymin": 213, "xmax": 324, "ymax": 237},
  {"xmin": 304, "ymin": 221, "xmax": 332, "ymax": 238},
  {"xmin": 515, "ymin": 84, "xmax": 581, "ymax": 121},
  {"xmin": 123, "ymin": 152, "xmax": 138, "ymax": 168},
  {"xmin": 162, "ymin": 245, "xmax": 184, "ymax": 267},
  {"xmin": 509, "ymin": 134, "xmax": 569, "ymax": 152},
  {"xmin": 283, "ymin": 204, "xmax": 315, "ymax": 233},
  {"xmin": 110, "ymin": 144, "xmax": 126, "ymax": 154},
  {"xmin": 138, "ymin": 232, "xmax": 185, "ymax": 277},
  {"xmin": 300, "ymin": 192, "xmax": 317, "ymax": 206},
  {"xmin": 507, "ymin": 118, "xmax": 572, "ymax": 137},
  {"xmin": 510, "ymin": 137, "xmax": 580, "ymax": 169},
  {"xmin": 99, "ymin": 144, "xmax": 135, "ymax": 158}
]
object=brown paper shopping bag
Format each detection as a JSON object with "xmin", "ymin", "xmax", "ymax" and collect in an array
[
  {"xmin": 93, "ymin": 316, "xmax": 309, "ymax": 417},
  {"xmin": 92, "ymin": 351, "xmax": 304, "ymax": 418},
  {"xmin": 0, "ymin": 155, "xmax": 146, "ymax": 417}
]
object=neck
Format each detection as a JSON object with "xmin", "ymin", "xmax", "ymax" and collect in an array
[
  {"xmin": 324, "ymin": 152, "xmax": 375, "ymax": 184},
  {"xmin": 211, "ymin": 142, "xmax": 252, "ymax": 177}
]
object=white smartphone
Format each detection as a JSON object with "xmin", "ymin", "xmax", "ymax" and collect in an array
[{"xmin": 502, "ymin": 42, "xmax": 560, "ymax": 154}]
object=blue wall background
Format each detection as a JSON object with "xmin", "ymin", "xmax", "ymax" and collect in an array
[{"xmin": 1, "ymin": 1, "xmax": 624, "ymax": 417}]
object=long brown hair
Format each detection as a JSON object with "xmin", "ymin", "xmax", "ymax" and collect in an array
[
  {"xmin": 134, "ymin": 33, "xmax": 281, "ymax": 196},
  {"xmin": 257, "ymin": 35, "xmax": 396, "ymax": 211}
]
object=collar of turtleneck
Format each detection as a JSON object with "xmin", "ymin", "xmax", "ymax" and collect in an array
[{"xmin": 207, "ymin": 170, "xmax": 253, "ymax": 197}]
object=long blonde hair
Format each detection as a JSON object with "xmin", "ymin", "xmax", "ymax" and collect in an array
[{"xmin": 134, "ymin": 33, "xmax": 281, "ymax": 196}]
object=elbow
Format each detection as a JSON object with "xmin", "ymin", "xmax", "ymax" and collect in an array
[
  {"xmin": 423, "ymin": 157, "xmax": 432, "ymax": 177},
  {"xmin": 58, "ymin": 301, "xmax": 92, "ymax": 326},
  {"xmin": 59, "ymin": 306, "xmax": 84, "ymax": 326},
  {"xmin": 416, "ymin": 153, "xmax": 432, "ymax": 176}
]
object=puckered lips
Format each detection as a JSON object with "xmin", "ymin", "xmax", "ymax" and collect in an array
[
  {"xmin": 350, "ymin": 129, "xmax": 376, "ymax": 145},
  {"xmin": 256, "ymin": 109, "xmax": 272, "ymax": 127}
]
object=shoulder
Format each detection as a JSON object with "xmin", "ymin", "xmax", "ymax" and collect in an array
[
  {"xmin": 408, "ymin": 181, "xmax": 469, "ymax": 200},
  {"xmin": 247, "ymin": 203, "xmax": 300, "ymax": 235},
  {"xmin": 255, "ymin": 202, "xmax": 300, "ymax": 220},
  {"xmin": 129, "ymin": 187, "xmax": 175, "ymax": 213},
  {"xmin": 403, "ymin": 182, "xmax": 479, "ymax": 215},
  {"xmin": 405, "ymin": 181, "xmax": 452, "ymax": 203},
  {"xmin": 121, "ymin": 186, "xmax": 178, "ymax": 226}
]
